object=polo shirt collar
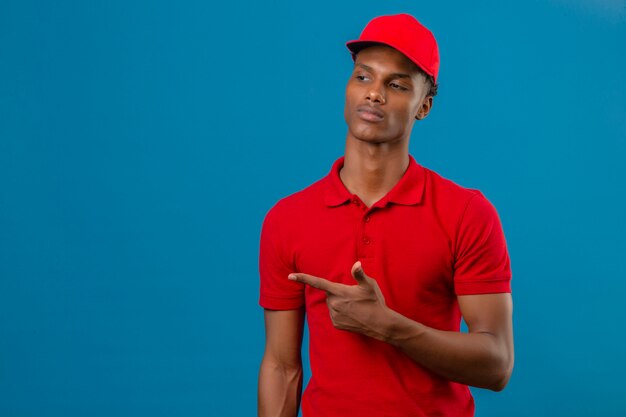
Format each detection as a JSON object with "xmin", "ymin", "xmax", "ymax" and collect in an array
[{"xmin": 324, "ymin": 155, "xmax": 426, "ymax": 207}]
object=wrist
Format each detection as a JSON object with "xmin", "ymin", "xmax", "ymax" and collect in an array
[
  {"xmin": 376, "ymin": 307, "xmax": 426, "ymax": 346},
  {"xmin": 367, "ymin": 305, "xmax": 401, "ymax": 343}
]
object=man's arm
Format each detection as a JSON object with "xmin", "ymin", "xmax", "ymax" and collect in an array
[
  {"xmin": 289, "ymin": 262, "xmax": 514, "ymax": 391},
  {"xmin": 258, "ymin": 308, "xmax": 305, "ymax": 417},
  {"xmin": 382, "ymin": 293, "xmax": 513, "ymax": 391}
]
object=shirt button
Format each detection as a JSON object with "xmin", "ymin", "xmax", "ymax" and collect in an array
[
  {"xmin": 352, "ymin": 199, "xmax": 360, "ymax": 206},
  {"xmin": 364, "ymin": 216, "xmax": 371, "ymax": 223},
  {"xmin": 362, "ymin": 237, "xmax": 370, "ymax": 245}
]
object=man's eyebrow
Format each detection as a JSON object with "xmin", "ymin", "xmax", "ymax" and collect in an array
[{"xmin": 355, "ymin": 63, "xmax": 412, "ymax": 79}]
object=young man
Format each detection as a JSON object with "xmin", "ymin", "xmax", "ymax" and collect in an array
[{"xmin": 258, "ymin": 14, "xmax": 513, "ymax": 417}]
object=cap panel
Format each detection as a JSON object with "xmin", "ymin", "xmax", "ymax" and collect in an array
[{"xmin": 345, "ymin": 14, "xmax": 439, "ymax": 83}]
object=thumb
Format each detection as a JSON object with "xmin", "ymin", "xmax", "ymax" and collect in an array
[{"xmin": 351, "ymin": 261, "xmax": 369, "ymax": 285}]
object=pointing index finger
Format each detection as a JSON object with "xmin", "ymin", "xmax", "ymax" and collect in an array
[{"xmin": 288, "ymin": 273, "xmax": 341, "ymax": 294}]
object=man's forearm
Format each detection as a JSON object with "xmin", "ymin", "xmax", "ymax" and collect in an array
[
  {"xmin": 374, "ymin": 308, "xmax": 513, "ymax": 391},
  {"xmin": 258, "ymin": 358, "xmax": 303, "ymax": 417}
]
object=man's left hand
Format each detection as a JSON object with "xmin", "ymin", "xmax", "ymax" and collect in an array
[{"xmin": 288, "ymin": 261, "xmax": 390, "ymax": 340}]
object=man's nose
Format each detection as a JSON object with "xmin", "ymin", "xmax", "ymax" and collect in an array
[{"xmin": 366, "ymin": 83, "xmax": 386, "ymax": 104}]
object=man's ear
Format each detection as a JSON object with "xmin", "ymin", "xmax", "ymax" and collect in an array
[{"xmin": 415, "ymin": 96, "xmax": 433, "ymax": 120}]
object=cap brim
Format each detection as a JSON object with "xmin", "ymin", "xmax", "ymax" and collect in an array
[{"xmin": 346, "ymin": 40, "xmax": 389, "ymax": 55}]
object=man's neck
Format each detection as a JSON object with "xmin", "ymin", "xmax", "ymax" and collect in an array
[{"xmin": 339, "ymin": 139, "xmax": 410, "ymax": 208}]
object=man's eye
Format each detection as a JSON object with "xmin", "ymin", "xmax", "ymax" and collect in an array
[
  {"xmin": 355, "ymin": 75, "xmax": 369, "ymax": 81},
  {"xmin": 390, "ymin": 83, "xmax": 407, "ymax": 90}
]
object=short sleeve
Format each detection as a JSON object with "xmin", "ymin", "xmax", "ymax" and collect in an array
[
  {"xmin": 453, "ymin": 193, "xmax": 512, "ymax": 295},
  {"xmin": 258, "ymin": 203, "xmax": 305, "ymax": 310}
]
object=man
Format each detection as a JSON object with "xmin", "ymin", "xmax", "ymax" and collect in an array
[{"xmin": 258, "ymin": 13, "xmax": 513, "ymax": 417}]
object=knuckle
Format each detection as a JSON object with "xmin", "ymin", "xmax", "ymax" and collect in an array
[{"xmin": 327, "ymin": 298, "xmax": 339, "ymax": 310}]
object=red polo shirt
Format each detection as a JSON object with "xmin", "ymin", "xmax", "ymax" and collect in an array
[{"xmin": 259, "ymin": 155, "xmax": 512, "ymax": 417}]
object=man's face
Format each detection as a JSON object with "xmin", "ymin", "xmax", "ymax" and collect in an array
[{"xmin": 344, "ymin": 45, "xmax": 432, "ymax": 144}]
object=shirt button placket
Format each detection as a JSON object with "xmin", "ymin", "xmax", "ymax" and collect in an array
[{"xmin": 360, "ymin": 209, "xmax": 374, "ymax": 259}]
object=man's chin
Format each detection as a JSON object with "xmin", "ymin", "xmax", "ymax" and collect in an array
[{"xmin": 351, "ymin": 128, "xmax": 394, "ymax": 144}]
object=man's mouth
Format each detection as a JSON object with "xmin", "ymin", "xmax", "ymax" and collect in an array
[{"xmin": 356, "ymin": 106, "xmax": 385, "ymax": 122}]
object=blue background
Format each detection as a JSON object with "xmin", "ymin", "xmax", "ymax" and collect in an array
[{"xmin": 1, "ymin": 0, "xmax": 625, "ymax": 415}]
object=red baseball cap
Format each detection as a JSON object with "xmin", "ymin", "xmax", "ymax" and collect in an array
[{"xmin": 346, "ymin": 13, "xmax": 440, "ymax": 84}]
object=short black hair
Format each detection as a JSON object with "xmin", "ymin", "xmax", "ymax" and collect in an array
[{"xmin": 416, "ymin": 67, "xmax": 438, "ymax": 98}]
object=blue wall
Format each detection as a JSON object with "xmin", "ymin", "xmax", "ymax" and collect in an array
[{"xmin": 1, "ymin": 1, "xmax": 624, "ymax": 415}]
